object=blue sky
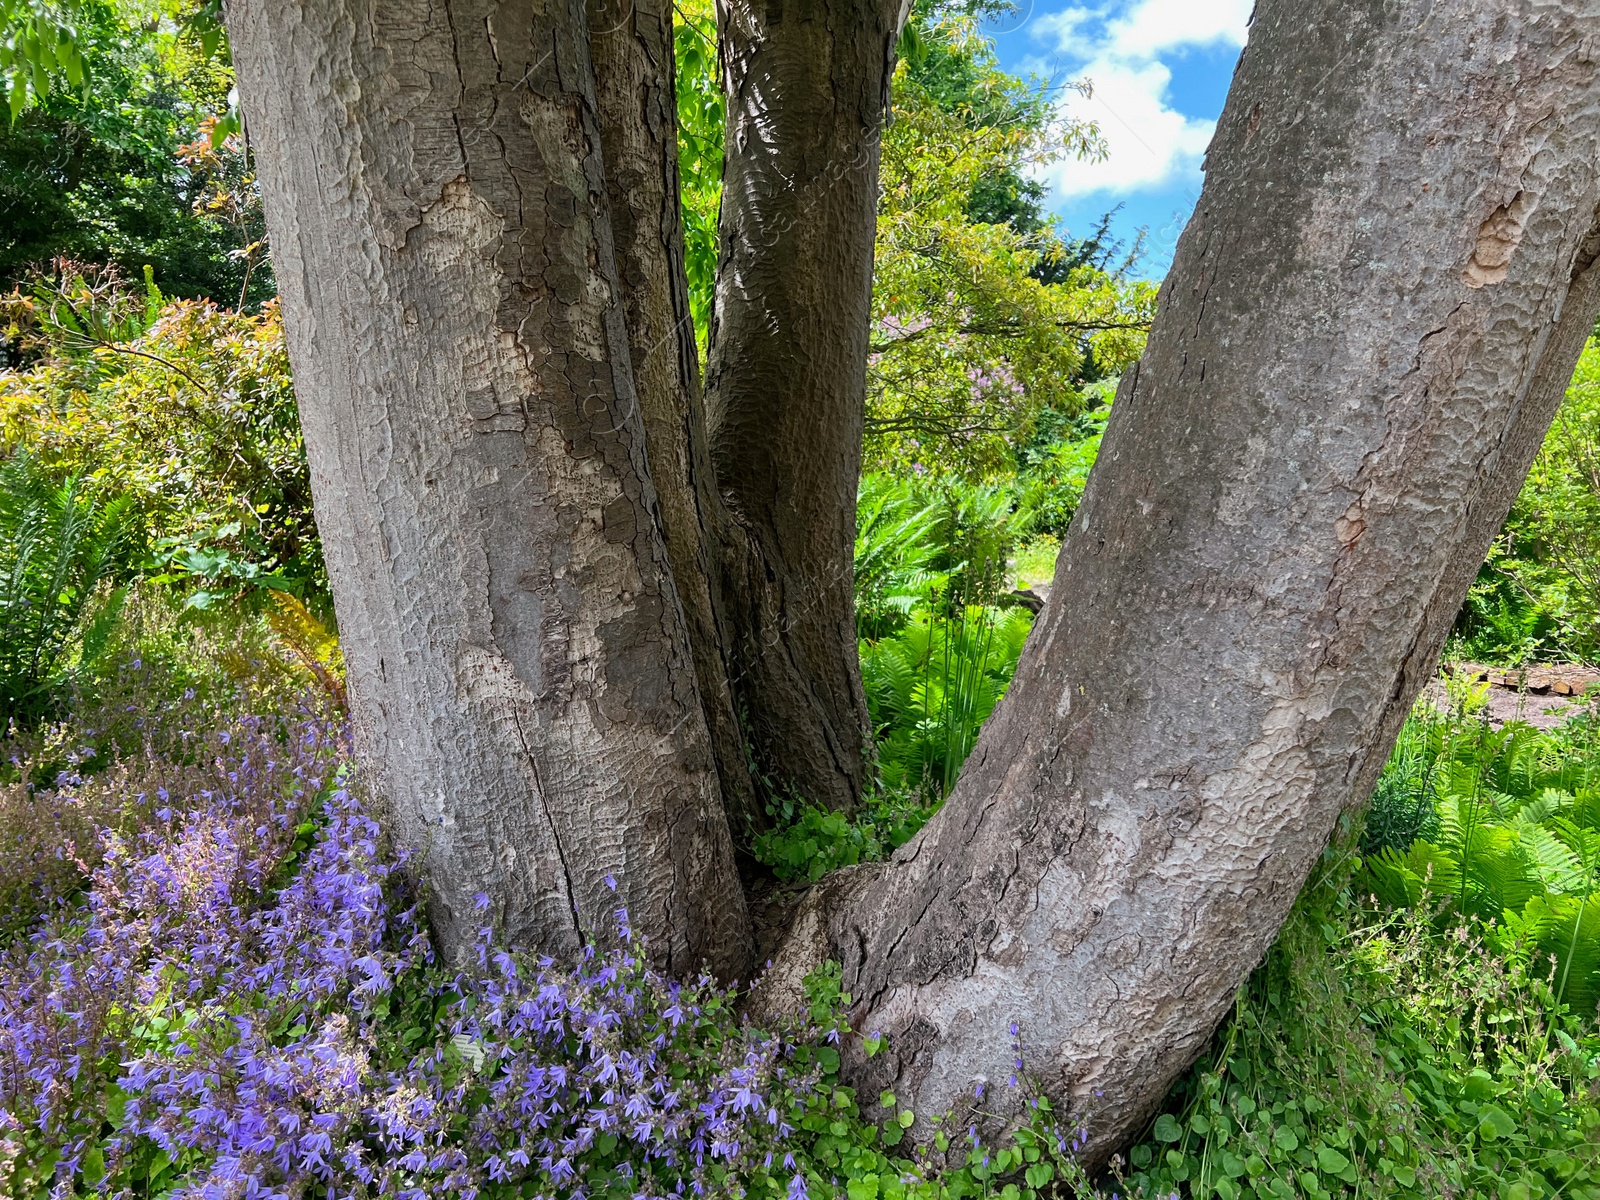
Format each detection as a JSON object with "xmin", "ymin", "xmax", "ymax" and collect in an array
[{"xmin": 980, "ymin": 0, "xmax": 1253, "ymax": 278}]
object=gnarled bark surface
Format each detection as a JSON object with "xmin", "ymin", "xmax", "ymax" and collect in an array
[
  {"xmin": 756, "ymin": 0, "xmax": 1600, "ymax": 1161},
  {"xmin": 228, "ymin": 0, "xmax": 752, "ymax": 980},
  {"xmin": 704, "ymin": 0, "xmax": 903, "ymax": 814}
]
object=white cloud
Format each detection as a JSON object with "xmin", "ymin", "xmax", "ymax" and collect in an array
[
  {"xmin": 1102, "ymin": 0, "xmax": 1253, "ymax": 58},
  {"xmin": 1025, "ymin": 0, "xmax": 1252, "ymax": 199}
]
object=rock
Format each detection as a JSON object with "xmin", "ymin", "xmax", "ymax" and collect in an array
[{"xmin": 1007, "ymin": 588, "xmax": 1046, "ymax": 614}]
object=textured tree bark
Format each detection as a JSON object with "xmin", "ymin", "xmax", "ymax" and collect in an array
[
  {"xmin": 228, "ymin": 0, "xmax": 752, "ymax": 980},
  {"xmin": 586, "ymin": 0, "xmax": 764, "ymax": 840},
  {"xmin": 703, "ymin": 0, "xmax": 903, "ymax": 813},
  {"xmin": 754, "ymin": 0, "xmax": 1600, "ymax": 1161}
]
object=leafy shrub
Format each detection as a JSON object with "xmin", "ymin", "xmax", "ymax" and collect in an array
[
  {"xmin": 0, "ymin": 5, "xmax": 265, "ymax": 306},
  {"xmin": 1453, "ymin": 336, "xmax": 1600, "ymax": 663},
  {"xmin": 1362, "ymin": 708, "xmax": 1600, "ymax": 1013},
  {"xmin": 754, "ymin": 790, "xmax": 937, "ymax": 883},
  {"xmin": 1013, "ymin": 404, "xmax": 1106, "ymax": 540},
  {"xmin": 1, "ymin": 264, "xmax": 320, "ymax": 598},
  {"xmin": 0, "ymin": 447, "xmax": 134, "ymax": 724}
]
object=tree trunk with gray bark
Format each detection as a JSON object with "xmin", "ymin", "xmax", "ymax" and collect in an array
[
  {"xmin": 753, "ymin": 0, "xmax": 1600, "ymax": 1162},
  {"xmin": 586, "ymin": 0, "xmax": 763, "ymax": 839},
  {"xmin": 703, "ymin": 0, "xmax": 903, "ymax": 815},
  {"xmin": 227, "ymin": 0, "xmax": 753, "ymax": 980}
]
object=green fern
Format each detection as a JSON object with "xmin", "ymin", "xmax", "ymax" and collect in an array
[
  {"xmin": 0, "ymin": 450, "xmax": 135, "ymax": 724},
  {"xmin": 1361, "ymin": 704, "xmax": 1600, "ymax": 1013},
  {"xmin": 855, "ymin": 475, "xmax": 939, "ymax": 639},
  {"xmin": 862, "ymin": 603, "xmax": 1032, "ymax": 801}
]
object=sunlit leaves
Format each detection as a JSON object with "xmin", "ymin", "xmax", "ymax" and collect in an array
[
  {"xmin": 0, "ymin": 0, "xmax": 86, "ymax": 119},
  {"xmin": 674, "ymin": 0, "xmax": 722, "ymax": 351},
  {"xmin": 866, "ymin": 13, "xmax": 1155, "ymax": 477}
]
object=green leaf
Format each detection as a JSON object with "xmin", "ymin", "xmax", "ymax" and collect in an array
[
  {"xmin": 1273, "ymin": 1126, "xmax": 1299, "ymax": 1152},
  {"xmin": 1153, "ymin": 1113, "xmax": 1183, "ymax": 1142},
  {"xmin": 1316, "ymin": 1146, "xmax": 1351, "ymax": 1173},
  {"xmin": 81, "ymin": 1143, "xmax": 105, "ymax": 1184},
  {"xmin": 1477, "ymin": 1104, "xmax": 1516, "ymax": 1141}
]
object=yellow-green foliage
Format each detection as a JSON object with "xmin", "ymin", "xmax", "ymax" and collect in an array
[
  {"xmin": 0, "ymin": 271, "xmax": 318, "ymax": 589},
  {"xmin": 674, "ymin": 0, "xmax": 722, "ymax": 353},
  {"xmin": 866, "ymin": 16, "xmax": 1155, "ymax": 477}
]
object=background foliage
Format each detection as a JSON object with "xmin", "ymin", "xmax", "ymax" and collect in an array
[
  {"xmin": 1454, "ymin": 338, "xmax": 1600, "ymax": 663},
  {"xmin": 1, "ymin": 262, "xmax": 319, "ymax": 601},
  {"xmin": 0, "ymin": 0, "xmax": 265, "ymax": 313}
]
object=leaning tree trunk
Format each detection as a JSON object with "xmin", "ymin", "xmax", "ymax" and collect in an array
[
  {"xmin": 227, "ymin": 0, "xmax": 752, "ymax": 980},
  {"xmin": 702, "ymin": 0, "xmax": 903, "ymax": 814},
  {"xmin": 756, "ymin": 0, "xmax": 1600, "ymax": 1161}
]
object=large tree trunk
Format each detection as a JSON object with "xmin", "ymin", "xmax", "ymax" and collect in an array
[
  {"xmin": 702, "ymin": 0, "xmax": 902, "ymax": 814},
  {"xmin": 755, "ymin": 0, "xmax": 1600, "ymax": 1161},
  {"xmin": 227, "ymin": 0, "xmax": 752, "ymax": 980}
]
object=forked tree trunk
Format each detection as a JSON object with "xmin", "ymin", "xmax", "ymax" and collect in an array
[
  {"xmin": 703, "ymin": 0, "xmax": 903, "ymax": 814},
  {"xmin": 227, "ymin": 0, "xmax": 752, "ymax": 980},
  {"xmin": 755, "ymin": 0, "xmax": 1600, "ymax": 1160}
]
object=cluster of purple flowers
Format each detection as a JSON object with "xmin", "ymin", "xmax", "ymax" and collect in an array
[
  {"xmin": 364, "ymin": 901, "xmax": 817, "ymax": 1200},
  {"xmin": 0, "ymin": 713, "xmax": 821, "ymax": 1200}
]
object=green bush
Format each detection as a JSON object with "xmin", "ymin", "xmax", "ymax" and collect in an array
[
  {"xmin": 0, "ymin": 1, "xmax": 268, "ymax": 305},
  {"xmin": 1013, "ymin": 402, "xmax": 1106, "ymax": 539},
  {"xmin": 1454, "ymin": 336, "xmax": 1600, "ymax": 663},
  {"xmin": 1, "ymin": 265, "xmax": 320, "ymax": 600},
  {"xmin": 754, "ymin": 790, "xmax": 937, "ymax": 882}
]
